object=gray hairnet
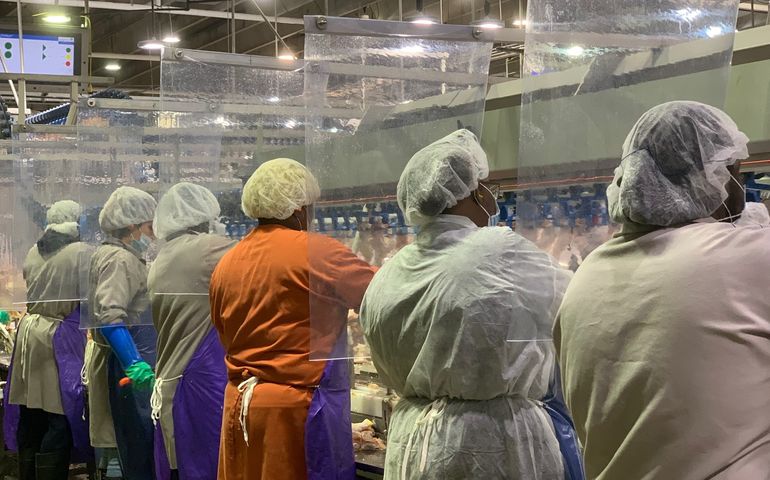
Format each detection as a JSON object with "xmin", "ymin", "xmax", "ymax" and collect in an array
[
  {"xmin": 98, "ymin": 186, "xmax": 158, "ymax": 232},
  {"xmin": 607, "ymin": 101, "xmax": 749, "ymax": 227},
  {"xmin": 397, "ymin": 129, "xmax": 489, "ymax": 226},
  {"xmin": 46, "ymin": 200, "xmax": 80, "ymax": 225},
  {"xmin": 241, "ymin": 158, "xmax": 321, "ymax": 220},
  {"xmin": 154, "ymin": 182, "xmax": 221, "ymax": 240}
]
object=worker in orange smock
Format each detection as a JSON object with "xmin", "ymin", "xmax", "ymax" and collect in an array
[{"xmin": 209, "ymin": 158, "xmax": 376, "ymax": 480}]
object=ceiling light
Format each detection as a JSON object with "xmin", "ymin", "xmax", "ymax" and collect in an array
[
  {"xmin": 278, "ymin": 50, "xmax": 296, "ymax": 61},
  {"xmin": 512, "ymin": 18, "xmax": 528, "ymax": 27},
  {"xmin": 284, "ymin": 119, "xmax": 298, "ymax": 129},
  {"xmin": 267, "ymin": 96, "xmax": 280, "ymax": 103},
  {"xmin": 474, "ymin": 18, "xmax": 504, "ymax": 29},
  {"xmin": 675, "ymin": 8, "xmax": 702, "ymax": 22},
  {"xmin": 566, "ymin": 45, "xmax": 585, "ymax": 57},
  {"xmin": 138, "ymin": 39, "xmax": 165, "ymax": 51},
  {"xmin": 399, "ymin": 45, "xmax": 425, "ymax": 54},
  {"xmin": 105, "ymin": 63, "xmax": 121, "ymax": 71},
  {"xmin": 162, "ymin": 34, "xmax": 180, "ymax": 44},
  {"xmin": 329, "ymin": 127, "xmax": 339, "ymax": 133},
  {"xmin": 42, "ymin": 14, "xmax": 71, "ymax": 24},
  {"xmin": 409, "ymin": 15, "xmax": 439, "ymax": 25}
]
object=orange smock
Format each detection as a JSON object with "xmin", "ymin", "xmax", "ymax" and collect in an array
[{"xmin": 209, "ymin": 225, "xmax": 376, "ymax": 480}]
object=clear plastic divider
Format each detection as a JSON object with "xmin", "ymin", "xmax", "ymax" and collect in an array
[
  {"xmin": 11, "ymin": 129, "xmax": 83, "ymax": 315},
  {"xmin": 512, "ymin": 0, "xmax": 741, "ymax": 341},
  {"xmin": 304, "ymin": 17, "xmax": 494, "ymax": 360}
]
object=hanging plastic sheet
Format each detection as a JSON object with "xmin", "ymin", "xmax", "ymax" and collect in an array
[
  {"xmin": 10, "ymin": 128, "xmax": 82, "ymax": 308},
  {"xmin": 77, "ymin": 99, "xmax": 160, "ymax": 328},
  {"xmin": 514, "ymin": 0, "xmax": 741, "ymax": 341},
  {"xmin": 153, "ymin": 49, "xmax": 306, "ymax": 480},
  {"xmin": 3, "ymin": 126, "xmax": 94, "ymax": 463},
  {"xmin": 156, "ymin": 48, "xmax": 305, "ymax": 292},
  {"xmin": 0, "ymin": 138, "xmax": 14, "ymax": 311},
  {"xmin": 303, "ymin": 16, "xmax": 496, "ymax": 360}
]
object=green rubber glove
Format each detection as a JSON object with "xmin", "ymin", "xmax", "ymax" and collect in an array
[{"xmin": 125, "ymin": 361, "xmax": 155, "ymax": 391}]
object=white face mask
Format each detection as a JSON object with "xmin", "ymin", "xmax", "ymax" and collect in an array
[
  {"xmin": 714, "ymin": 175, "xmax": 746, "ymax": 226},
  {"xmin": 210, "ymin": 220, "xmax": 227, "ymax": 236},
  {"xmin": 477, "ymin": 183, "xmax": 502, "ymax": 227}
]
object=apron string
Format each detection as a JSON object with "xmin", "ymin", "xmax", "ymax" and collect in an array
[{"xmin": 150, "ymin": 374, "xmax": 184, "ymax": 427}]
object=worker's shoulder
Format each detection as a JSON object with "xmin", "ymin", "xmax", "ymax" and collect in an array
[
  {"xmin": 307, "ymin": 231, "xmax": 355, "ymax": 253},
  {"xmin": 93, "ymin": 243, "xmax": 139, "ymax": 267},
  {"xmin": 682, "ymin": 222, "xmax": 770, "ymax": 258},
  {"xmin": 165, "ymin": 232, "xmax": 236, "ymax": 254},
  {"xmin": 469, "ymin": 225, "xmax": 552, "ymax": 257}
]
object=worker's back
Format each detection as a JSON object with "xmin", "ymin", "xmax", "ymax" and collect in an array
[{"xmin": 555, "ymin": 221, "xmax": 770, "ymax": 479}]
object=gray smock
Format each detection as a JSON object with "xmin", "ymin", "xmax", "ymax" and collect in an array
[
  {"xmin": 554, "ymin": 221, "xmax": 770, "ymax": 479},
  {"xmin": 147, "ymin": 232, "xmax": 234, "ymax": 469},
  {"xmin": 85, "ymin": 238, "xmax": 151, "ymax": 448},
  {"xmin": 360, "ymin": 215, "xmax": 572, "ymax": 480},
  {"xmin": 9, "ymin": 242, "xmax": 90, "ymax": 414}
]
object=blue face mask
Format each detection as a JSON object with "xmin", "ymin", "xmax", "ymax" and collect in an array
[
  {"xmin": 488, "ymin": 205, "xmax": 502, "ymax": 227},
  {"xmin": 131, "ymin": 233, "xmax": 153, "ymax": 253},
  {"xmin": 478, "ymin": 183, "xmax": 502, "ymax": 227}
]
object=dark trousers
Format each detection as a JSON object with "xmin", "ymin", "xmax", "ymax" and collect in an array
[
  {"xmin": 17, "ymin": 407, "xmax": 72, "ymax": 455},
  {"xmin": 107, "ymin": 355, "xmax": 155, "ymax": 480},
  {"xmin": 17, "ymin": 406, "xmax": 72, "ymax": 480}
]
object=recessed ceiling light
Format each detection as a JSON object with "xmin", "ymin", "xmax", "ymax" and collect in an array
[
  {"xmin": 138, "ymin": 39, "xmax": 165, "ymax": 51},
  {"xmin": 162, "ymin": 34, "xmax": 180, "ymax": 44},
  {"xmin": 105, "ymin": 63, "xmax": 121, "ymax": 71},
  {"xmin": 410, "ymin": 16, "xmax": 438, "ymax": 25},
  {"xmin": 42, "ymin": 14, "xmax": 71, "ymax": 24},
  {"xmin": 474, "ymin": 19, "xmax": 504, "ymax": 29}
]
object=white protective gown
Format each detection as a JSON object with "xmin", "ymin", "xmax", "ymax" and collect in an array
[
  {"xmin": 554, "ymin": 220, "xmax": 770, "ymax": 479},
  {"xmin": 360, "ymin": 215, "xmax": 572, "ymax": 480}
]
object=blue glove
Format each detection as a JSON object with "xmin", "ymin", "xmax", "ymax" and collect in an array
[{"xmin": 100, "ymin": 324, "xmax": 143, "ymax": 371}]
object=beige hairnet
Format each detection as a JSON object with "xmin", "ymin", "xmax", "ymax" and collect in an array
[
  {"xmin": 241, "ymin": 158, "xmax": 321, "ymax": 220},
  {"xmin": 98, "ymin": 186, "xmax": 157, "ymax": 232},
  {"xmin": 46, "ymin": 200, "xmax": 80, "ymax": 225},
  {"xmin": 397, "ymin": 129, "xmax": 489, "ymax": 226},
  {"xmin": 44, "ymin": 200, "xmax": 81, "ymax": 236},
  {"xmin": 608, "ymin": 101, "xmax": 749, "ymax": 227},
  {"xmin": 154, "ymin": 183, "xmax": 221, "ymax": 240}
]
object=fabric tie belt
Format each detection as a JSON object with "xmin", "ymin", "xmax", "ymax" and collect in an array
[
  {"xmin": 235, "ymin": 373, "xmax": 319, "ymax": 446},
  {"xmin": 151, "ymin": 375, "xmax": 184, "ymax": 426},
  {"xmin": 399, "ymin": 395, "xmax": 539, "ymax": 480},
  {"xmin": 400, "ymin": 397, "xmax": 447, "ymax": 480}
]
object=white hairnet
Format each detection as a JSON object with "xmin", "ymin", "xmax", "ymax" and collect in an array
[
  {"xmin": 154, "ymin": 183, "xmax": 221, "ymax": 240},
  {"xmin": 397, "ymin": 129, "xmax": 489, "ymax": 226},
  {"xmin": 608, "ymin": 101, "xmax": 749, "ymax": 227},
  {"xmin": 47, "ymin": 200, "xmax": 80, "ymax": 225},
  {"xmin": 98, "ymin": 186, "xmax": 158, "ymax": 232},
  {"xmin": 241, "ymin": 158, "xmax": 320, "ymax": 220}
]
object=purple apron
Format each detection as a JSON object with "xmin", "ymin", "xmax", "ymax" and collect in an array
[
  {"xmin": 304, "ymin": 333, "xmax": 355, "ymax": 480},
  {"xmin": 3, "ymin": 338, "xmax": 20, "ymax": 453},
  {"xmin": 3, "ymin": 307, "xmax": 93, "ymax": 463},
  {"xmin": 154, "ymin": 328, "xmax": 227, "ymax": 480}
]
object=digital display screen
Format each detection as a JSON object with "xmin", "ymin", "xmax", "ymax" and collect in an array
[{"xmin": 0, "ymin": 33, "xmax": 75, "ymax": 76}]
